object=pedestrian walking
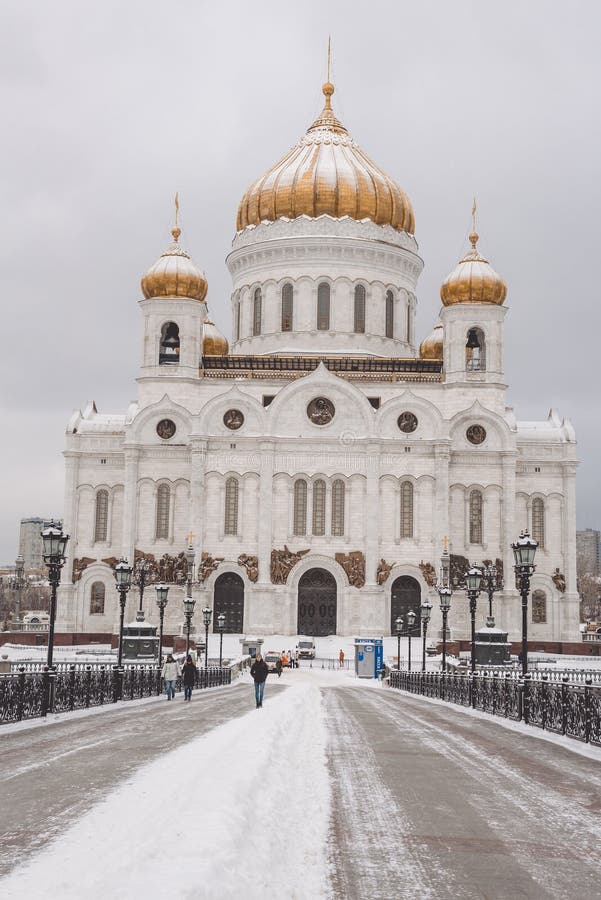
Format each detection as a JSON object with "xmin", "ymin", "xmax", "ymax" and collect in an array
[
  {"xmin": 250, "ymin": 653, "xmax": 269, "ymax": 708},
  {"xmin": 181, "ymin": 654, "xmax": 197, "ymax": 702},
  {"xmin": 339, "ymin": 648, "xmax": 345, "ymax": 668},
  {"xmin": 275, "ymin": 656, "xmax": 283, "ymax": 677},
  {"xmin": 162, "ymin": 653, "xmax": 179, "ymax": 700}
]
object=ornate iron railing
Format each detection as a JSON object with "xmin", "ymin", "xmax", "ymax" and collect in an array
[
  {"xmin": 389, "ymin": 670, "xmax": 601, "ymax": 747},
  {"xmin": 0, "ymin": 664, "xmax": 232, "ymax": 725}
]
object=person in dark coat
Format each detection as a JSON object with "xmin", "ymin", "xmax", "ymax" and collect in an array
[
  {"xmin": 181, "ymin": 654, "xmax": 197, "ymax": 702},
  {"xmin": 250, "ymin": 654, "xmax": 269, "ymax": 708}
]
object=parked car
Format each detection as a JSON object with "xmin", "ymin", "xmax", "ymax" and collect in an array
[
  {"xmin": 296, "ymin": 639, "xmax": 316, "ymax": 660},
  {"xmin": 264, "ymin": 652, "xmax": 280, "ymax": 673}
]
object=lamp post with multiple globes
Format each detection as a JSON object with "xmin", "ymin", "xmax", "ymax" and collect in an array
[
  {"xmin": 395, "ymin": 616, "xmax": 403, "ymax": 671},
  {"xmin": 155, "ymin": 583, "xmax": 169, "ymax": 667},
  {"xmin": 465, "ymin": 566, "xmax": 483, "ymax": 673},
  {"xmin": 420, "ymin": 600, "xmax": 432, "ymax": 673},
  {"xmin": 406, "ymin": 609, "xmax": 416, "ymax": 672}
]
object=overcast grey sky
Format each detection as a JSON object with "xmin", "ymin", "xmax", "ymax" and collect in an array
[{"xmin": 1, "ymin": 0, "xmax": 599, "ymax": 563}]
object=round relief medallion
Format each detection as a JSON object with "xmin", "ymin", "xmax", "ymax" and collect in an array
[
  {"xmin": 397, "ymin": 411, "xmax": 418, "ymax": 433},
  {"xmin": 466, "ymin": 424, "xmax": 487, "ymax": 445},
  {"xmin": 307, "ymin": 397, "xmax": 335, "ymax": 425},
  {"xmin": 223, "ymin": 409, "xmax": 244, "ymax": 430},
  {"xmin": 156, "ymin": 419, "xmax": 176, "ymax": 440}
]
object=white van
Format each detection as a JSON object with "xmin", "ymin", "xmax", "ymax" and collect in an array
[{"xmin": 296, "ymin": 638, "xmax": 316, "ymax": 660}]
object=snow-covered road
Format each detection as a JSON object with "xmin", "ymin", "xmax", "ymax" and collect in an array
[{"xmin": 2, "ymin": 670, "xmax": 601, "ymax": 899}]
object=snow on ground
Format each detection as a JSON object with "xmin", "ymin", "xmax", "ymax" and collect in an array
[{"xmin": 1, "ymin": 682, "xmax": 332, "ymax": 900}]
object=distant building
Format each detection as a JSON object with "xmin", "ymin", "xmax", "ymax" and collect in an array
[
  {"xmin": 577, "ymin": 528, "xmax": 601, "ymax": 577},
  {"xmin": 18, "ymin": 517, "xmax": 53, "ymax": 570}
]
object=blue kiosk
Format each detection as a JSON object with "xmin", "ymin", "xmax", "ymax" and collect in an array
[{"xmin": 354, "ymin": 638, "xmax": 384, "ymax": 678}]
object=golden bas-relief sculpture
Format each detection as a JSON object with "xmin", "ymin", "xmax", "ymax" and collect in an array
[
  {"xmin": 335, "ymin": 551, "xmax": 366, "ymax": 588},
  {"xmin": 270, "ymin": 547, "xmax": 310, "ymax": 584},
  {"xmin": 238, "ymin": 554, "xmax": 259, "ymax": 583}
]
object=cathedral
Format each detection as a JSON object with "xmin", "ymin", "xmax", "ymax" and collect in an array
[{"xmin": 57, "ymin": 76, "xmax": 580, "ymax": 643}]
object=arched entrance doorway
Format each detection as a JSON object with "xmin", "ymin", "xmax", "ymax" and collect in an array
[
  {"xmin": 390, "ymin": 575, "xmax": 421, "ymax": 636},
  {"xmin": 213, "ymin": 572, "xmax": 244, "ymax": 633},
  {"xmin": 298, "ymin": 569, "xmax": 337, "ymax": 636}
]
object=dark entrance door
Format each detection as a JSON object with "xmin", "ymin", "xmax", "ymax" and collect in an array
[
  {"xmin": 298, "ymin": 569, "xmax": 337, "ymax": 636},
  {"xmin": 390, "ymin": 575, "xmax": 421, "ymax": 636},
  {"xmin": 213, "ymin": 572, "xmax": 244, "ymax": 633}
]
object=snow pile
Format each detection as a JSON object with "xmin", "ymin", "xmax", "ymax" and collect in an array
[{"xmin": 2, "ymin": 684, "xmax": 332, "ymax": 900}]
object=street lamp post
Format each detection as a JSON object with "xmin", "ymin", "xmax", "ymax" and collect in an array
[
  {"xmin": 134, "ymin": 558, "xmax": 150, "ymax": 622},
  {"xmin": 114, "ymin": 559, "xmax": 133, "ymax": 667},
  {"xmin": 438, "ymin": 586, "xmax": 452, "ymax": 672},
  {"xmin": 395, "ymin": 616, "xmax": 403, "ymax": 671},
  {"xmin": 183, "ymin": 543, "xmax": 196, "ymax": 656},
  {"xmin": 183, "ymin": 595, "xmax": 196, "ymax": 655},
  {"xmin": 406, "ymin": 609, "xmax": 416, "ymax": 672},
  {"xmin": 41, "ymin": 521, "xmax": 69, "ymax": 669},
  {"xmin": 482, "ymin": 563, "xmax": 502, "ymax": 626},
  {"xmin": 512, "ymin": 530, "xmax": 538, "ymax": 676},
  {"xmin": 217, "ymin": 612, "xmax": 226, "ymax": 667},
  {"xmin": 155, "ymin": 583, "xmax": 169, "ymax": 667},
  {"xmin": 202, "ymin": 607, "xmax": 212, "ymax": 672},
  {"xmin": 420, "ymin": 600, "xmax": 432, "ymax": 673},
  {"xmin": 465, "ymin": 566, "xmax": 483, "ymax": 673}
]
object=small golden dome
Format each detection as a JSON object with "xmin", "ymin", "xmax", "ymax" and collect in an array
[
  {"xmin": 440, "ymin": 232, "xmax": 507, "ymax": 306},
  {"xmin": 202, "ymin": 319, "xmax": 229, "ymax": 356},
  {"xmin": 141, "ymin": 227, "xmax": 208, "ymax": 301},
  {"xmin": 237, "ymin": 81, "xmax": 414, "ymax": 235},
  {"xmin": 419, "ymin": 321, "xmax": 443, "ymax": 360}
]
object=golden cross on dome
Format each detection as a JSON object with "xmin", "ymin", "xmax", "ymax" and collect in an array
[
  {"xmin": 172, "ymin": 192, "xmax": 181, "ymax": 242},
  {"xmin": 470, "ymin": 197, "xmax": 479, "ymax": 248},
  {"xmin": 327, "ymin": 36, "xmax": 331, "ymax": 83}
]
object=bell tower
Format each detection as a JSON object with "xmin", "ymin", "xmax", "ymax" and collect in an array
[
  {"xmin": 439, "ymin": 208, "xmax": 507, "ymax": 389},
  {"xmin": 138, "ymin": 202, "xmax": 208, "ymax": 398}
]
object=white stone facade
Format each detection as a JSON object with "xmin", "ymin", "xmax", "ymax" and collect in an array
[{"xmin": 57, "ymin": 216, "xmax": 579, "ymax": 643}]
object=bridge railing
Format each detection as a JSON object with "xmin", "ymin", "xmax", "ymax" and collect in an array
[
  {"xmin": 389, "ymin": 670, "xmax": 601, "ymax": 747},
  {"xmin": 0, "ymin": 664, "xmax": 232, "ymax": 726}
]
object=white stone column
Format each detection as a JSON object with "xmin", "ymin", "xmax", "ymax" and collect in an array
[
  {"xmin": 122, "ymin": 447, "xmax": 140, "ymax": 565},
  {"xmin": 501, "ymin": 452, "xmax": 518, "ymax": 635},
  {"xmin": 562, "ymin": 462, "xmax": 577, "ymax": 592},
  {"xmin": 258, "ymin": 441, "xmax": 275, "ymax": 583},
  {"xmin": 189, "ymin": 441, "xmax": 208, "ymax": 559},
  {"xmin": 365, "ymin": 442, "xmax": 380, "ymax": 585},
  {"xmin": 433, "ymin": 444, "xmax": 450, "ymax": 559}
]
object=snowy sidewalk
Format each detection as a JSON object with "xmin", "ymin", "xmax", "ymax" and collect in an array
[{"xmin": 0, "ymin": 679, "xmax": 282, "ymax": 880}]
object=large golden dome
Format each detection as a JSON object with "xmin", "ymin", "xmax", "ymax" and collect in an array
[
  {"xmin": 419, "ymin": 321, "xmax": 443, "ymax": 360},
  {"xmin": 141, "ymin": 227, "xmax": 208, "ymax": 302},
  {"xmin": 236, "ymin": 81, "xmax": 414, "ymax": 234},
  {"xmin": 440, "ymin": 232, "xmax": 507, "ymax": 306}
]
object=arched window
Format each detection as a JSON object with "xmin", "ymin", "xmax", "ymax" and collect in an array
[
  {"xmin": 317, "ymin": 283, "xmax": 330, "ymax": 331},
  {"xmin": 253, "ymin": 288, "xmax": 262, "ymax": 336},
  {"xmin": 354, "ymin": 285, "xmax": 366, "ymax": 333},
  {"xmin": 331, "ymin": 480, "xmax": 345, "ymax": 536},
  {"xmin": 293, "ymin": 479, "xmax": 307, "ymax": 536},
  {"xmin": 532, "ymin": 589, "xmax": 547, "ymax": 624},
  {"xmin": 385, "ymin": 290, "xmax": 394, "ymax": 339},
  {"xmin": 532, "ymin": 498, "xmax": 545, "ymax": 548},
  {"xmin": 155, "ymin": 484, "xmax": 170, "ymax": 540},
  {"xmin": 400, "ymin": 481, "xmax": 414, "ymax": 538},
  {"xmin": 312, "ymin": 480, "xmax": 326, "ymax": 535},
  {"xmin": 94, "ymin": 489, "xmax": 109, "ymax": 542},
  {"xmin": 469, "ymin": 489, "xmax": 483, "ymax": 544},
  {"xmin": 235, "ymin": 302, "xmax": 241, "ymax": 342},
  {"xmin": 281, "ymin": 283, "xmax": 293, "ymax": 332},
  {"xmin": 159, "ymin": 322, "xmax": 180, "ymax": 365},
  {"xmin": 224, "ymin": 477, "xmax": 239, "ymax": 535},
  {"xmin": 466, "ymin": 328, "xmax": 486, "ymax": 371},
  {"xmin": 90, "ymin": 582, "xmax": 105, "ymax": 615}
]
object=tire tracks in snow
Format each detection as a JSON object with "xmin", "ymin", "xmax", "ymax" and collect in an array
[
  {"xmin": 324, "ymin": 687, "xmax": 444, "ymax": 899},
  {"xmin": 359, "ymin": 688, "xmax": 601, "ymax": 899}
]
